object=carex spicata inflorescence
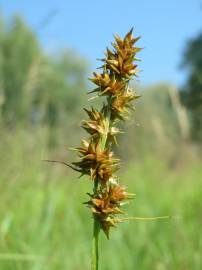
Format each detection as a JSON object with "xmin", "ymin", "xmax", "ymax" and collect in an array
[{"xmin": 71, "ymin": 28, "xmax": 141, "ymax": 238}]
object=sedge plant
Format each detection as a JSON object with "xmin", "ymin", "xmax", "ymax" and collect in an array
[{"xmin": 46, "ymin": 29, "xmax": 170, "ymax": 270}]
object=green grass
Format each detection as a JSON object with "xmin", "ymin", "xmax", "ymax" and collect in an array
[{"xmin": 0, "ymin": 130, "xmax": 202, "ymax": 269}]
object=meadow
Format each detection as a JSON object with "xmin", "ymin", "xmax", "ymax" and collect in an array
[
  {"xmin": 0, "ymin": 128, "xmax": 201, "ymax": 270},
  {"xmin": 0, "ymin": 11, "xmax": 202, "ymax": 270}
]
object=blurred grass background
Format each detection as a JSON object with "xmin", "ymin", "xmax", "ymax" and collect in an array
[{"xmin": 0, "ymin": 12, "xmax": 202, "ymax": 270}]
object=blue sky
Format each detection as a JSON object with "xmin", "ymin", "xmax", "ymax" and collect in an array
[{"xmin": 0, "ymin": 0, "xmax": 202, "ymax": 86}]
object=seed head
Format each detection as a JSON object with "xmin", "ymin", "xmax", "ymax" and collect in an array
[
  {"xmin": 102, "ymin": 28, "xmax": 141, "ymax": 79},
  {"xmin": 86, "ymin": 184, "xmax": 133, "ymax": 238},
  {"xmin": 89, "ymin": 72, "xmax": 125, "ymax": 96},
  {"xmin": 72, "ymin": 140, "xmax": 119, "ymax": 184},
  {"xmin": 82, "ymin": 107, "xmax": 106, "ymax": 138},
  {"xmin": 71, "ymin": 29, "xmax": 141, "ymax": 237},
  {"xmin": 111, "ymin": 89, "xmax": 140, "ymax": 119}
]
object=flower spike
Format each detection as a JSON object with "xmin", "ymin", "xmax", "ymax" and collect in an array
[{"xmin": 72, "ymin": 29, "xmax": 142, "ymax": 237}]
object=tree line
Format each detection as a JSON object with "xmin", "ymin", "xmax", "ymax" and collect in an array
[
  {"xmin": 0, "ymin": 14, "xmax": 202, "ymax": 145},
  {"xmin": 0, "ymin": 15, "xmax": 88, "ymax": 130}
]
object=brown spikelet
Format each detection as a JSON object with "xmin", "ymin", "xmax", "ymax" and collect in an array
[
  {"xmin": 71, "ymin": 29, "xmax": 141, "ymax": 237},
  {"xmin": 89, "ymin": 72, "xmax": 125, "ymax": 96},
  {"xmin": 72, "ymin": 140, "xmax": 120, "ymax": 184},
  {"xmin": 86, "ymin": 184, "xmax": 133, "ymax": 238},
  {"xmin": 111, "ymin": 89, "xmax": 140, "ymax": 119},
  {"xmin": 82, "ymin": 107, "xmax": 106, "ymax": 138},
  {"xmin": 102, "ymin": 28, "xmax": 142, "ymax": 79}
]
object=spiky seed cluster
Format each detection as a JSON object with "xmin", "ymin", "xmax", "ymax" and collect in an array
[
  {"xmin": 86, "ymin": 185, "xmax": 134, "ymax": 238},
  {"xmin": 71, "ymin": 28, "xmax": 141, "ymax": 238},
  {"xmin": 72, "ymin": 140, "xmax": 119, "ymax": 185},
  {"xmin": 103, "ymin": 30, "xmax": 141, "ymax": 79},
  {"xmin": 82, "ymin": 107, "xmax": 109, "ymax": 139},
  {"xmin": 89, "ymin": 73, "xmax": 125, "ymax": 96}
]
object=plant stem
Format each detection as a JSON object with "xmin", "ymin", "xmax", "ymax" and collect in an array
[
  {"xmin": 91, "ymin": 101, "xmax": 111, "ymax": 270},
  {"xmin": 91, "ymin": 209, "xmax": 100, "ymax": 270}
]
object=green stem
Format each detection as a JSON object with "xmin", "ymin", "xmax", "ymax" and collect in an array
[
  {"xmin": 91, "ymin": 211, "xmax": 100, "ymax": 270},
  {"xmin": 91, "ymin": 100, "xmax": 111, "ymax": 270}
]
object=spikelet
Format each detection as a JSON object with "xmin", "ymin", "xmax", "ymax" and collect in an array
[{"xmin": 72, "ymin": 29, "xmax": 141, "ymax": 237}]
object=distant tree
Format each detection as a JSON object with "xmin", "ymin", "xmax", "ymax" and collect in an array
[
  {"xmin": 35, "ymin": 50, "xmax": 88, "ymax": 147},
  {"xmin": 180, "ymin": 32, "xmax": 202, "ymax": 142},
  {"xmin": 0, "ymin": 14, "xmax": 88, "ymax": 132},
  {"xmin": 1, "ymin": 15, "xmax": 41, "ymax": 124},
  {"xmin": 36, "ymin": 51, "xmax": 87, "ymax": 128},
  {"xmin": 0, "ymin": 17, "xmax": 4, "ymax": 117}
]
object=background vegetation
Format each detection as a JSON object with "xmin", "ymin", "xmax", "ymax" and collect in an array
[{"xmin": 0, "ymin": 15, "xmax": 202, "ymax": 269}]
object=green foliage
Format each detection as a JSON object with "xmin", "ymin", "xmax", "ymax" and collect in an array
[
  {"xmin": 37, "ymin": 51, "xmax": 87, "ymax": 127},
  {"xmin": 0, "ymin": 129, "xmax": 201, "ymax": 270},
  {"xmin": 180, "ymin": 32, "xmax": 202, "ymax": 142},
  {"xmin": 0, "ymin": 12, "xmax": 201, "ymax": 270},
  {"xmin": 119, "ymin": 84, "xmax": 183, "ymax": 161},
  {"xmin": 0, "ymin": 15, "xmax": 88, "ymax": 133},
  {"xmin": 1, "ymin": 15, "xmax": 41, "ymax": 123}
]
